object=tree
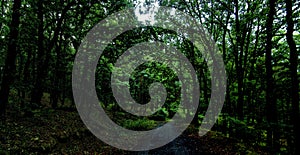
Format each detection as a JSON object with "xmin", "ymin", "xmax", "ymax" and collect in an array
[
  {"xmin": 265, "ymin": 0, "xmax": 279, "ymax": 151},
  {"xmin": 30, "ymin": 0, "xmax": 44, "ymax": 106},
  {"xmin": 0, "ymin": 0, "xmax": 21, "ymax": 119},
  {"xmin": 285, "ymin": 0, "xmax": 300, "ymax": 153}
]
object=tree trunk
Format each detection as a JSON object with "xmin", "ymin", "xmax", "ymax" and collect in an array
[
  {"xmin": 31, "ymin": 0, "xmax": 44, "ymax": 105},
  {"xmin": 265, "ymin": 0, "xmax": 279, "ymax": 152},
  {"xmin": 0, "ymin": 0, "xmax": 21, "ymax": 119},
  {"xmin": 234, "ymin": 0, "xmax": 245, "ymax": 120},
  {"xmin": 31, "ymin": 1, "xmax": 74, "ymax": 105},
  {"xmin": 285, "ymin": 0, "xmax": 300, "ymax": 154}
]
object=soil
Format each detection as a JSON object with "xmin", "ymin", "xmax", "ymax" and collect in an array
[{"xmin": 0, "ymin": 108, "xmax": 270, "ymax": 154}]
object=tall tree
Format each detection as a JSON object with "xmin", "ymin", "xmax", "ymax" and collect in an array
[
  {"xmin": 285, "ymin": 0, "xmax": 299, "ymax": 153},
  {"xmin": 265, "ymin": 0, "xmax": 279, "ymax": 151},
  {"xmin": 30, "ymin": 0, "xmax": 44, "ymax": 105},
  {"xmin": 234, "ymin": 0, "xmax": 245, "ymax": 120},
  {"xmin": 0, "ymin": 0, "xmax": 21, "ymax": 119},
  {"xmin": 31, "ymin": 1, "xmax": 74, "ymax": 105}
]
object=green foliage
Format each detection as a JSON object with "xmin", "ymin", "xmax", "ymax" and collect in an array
[
  {"xmin": 0, "ymin": 0, "xmax": 299, "ymax": 154},
  {"xmin": 122, "ymin": 118, "xmax": 157, "ymax": 130}
]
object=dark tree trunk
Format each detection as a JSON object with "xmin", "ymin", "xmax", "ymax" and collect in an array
[
  {"xmin": 31, "ymin": 0, "xmax": 44, "ymax": 105},
  {"xmin": 31, "ymin": 1, "xmax": 74, "ymax": 105},
  {"xmin": 51, "ymin": 31, "xmax": 64, "ymax": 109},
  {"xmin": 265, "ymin": 0, "xmax": 279, "ymax": 152},
  {"xmin": 234, "ymin": 0, "xmax": 245, "ymax": 120},
  {"xmin": 0, "ymin": 0, "xmax": 21, "ymax": 119},
  {"xmin": 285, "ymin": 0, "xmax": 300, "ymax": 154}
]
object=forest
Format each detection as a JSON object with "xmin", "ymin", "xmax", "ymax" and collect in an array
[{"xmin": 0, "ymin": 0, "xmax": 299, "ymax": 154}]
